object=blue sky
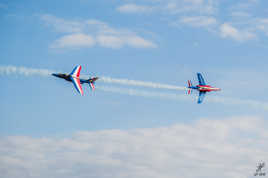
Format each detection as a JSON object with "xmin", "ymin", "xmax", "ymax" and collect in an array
[{"xmin": 0, "ymin": 0, "xmax": 268, "ymax": 177}]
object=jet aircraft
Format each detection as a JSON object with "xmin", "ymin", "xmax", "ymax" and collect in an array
[
  {"xmin": 52, "ymin": 65, "xmax": 98, "ymax": 95},
  {"xmin": 187, "ymin": 73, "xmax": 220, "ymax": 104}
]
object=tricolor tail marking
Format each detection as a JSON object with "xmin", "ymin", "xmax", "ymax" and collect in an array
[
  {"xmin": 90, "ymin": 83, "xmax": 95, "ymax": 91},
  {"xmin": 188, "ymin": 80, "xmax": 192, "ymax": 87},
  {"xmin": 187, "ymin": 80, "xmax": 192, "ymax": 94}
]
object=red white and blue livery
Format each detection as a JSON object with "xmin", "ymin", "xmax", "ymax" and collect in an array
[
  {"xmin": 52, "ymin": 65, "xmax": 99, "ymax": 95},
  {"xmin": 187, "ymin": 73, "xmax": 221, "ymax": 104}
]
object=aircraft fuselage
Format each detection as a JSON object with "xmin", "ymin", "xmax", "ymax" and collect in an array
[
  {"xmin": 52, "ymin": 65, "xmax": 99, "ymax": 95},
  {"xmin": 196, "ymin": 85, "xmax": 221, "ymax": 92},
  {"xmin": 52, "ymin": 73, "xmax": 99, "ymax": 84},
  {"xmin": 187, "ymin": 73, "xmax": 221, "ymax": 103},
  {"xmin": 52, "ymin": 73, "xmax": 72, "ymax": 82}
]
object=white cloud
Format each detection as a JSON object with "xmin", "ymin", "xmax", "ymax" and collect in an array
[
  {"xmin": 179, "ymin": 0, "xmax": 217, "ymax": 14},
  {"xmin": 41, "ymin": 14, "xmax": 82, "ymax": 33},
  {"xmin": 118, "ymin": 0, "xmax": 218, "ymax": 15},
  {"xmin": 220, "ymin": 23, "xmax": 256, "ymax": 41},
  {"xmin": 126, "ymin": 36, "xmax": 157, "ymax": 48},
  {"xmin": 96, "ymin": 35, "xmax": 157, "ymax": 49},
  {"xmin": 116, "ymin": 1, "xmax": 220, "ymax": 35},
  {"xmin": 0, "ymin": 116, "xmax": 267, "ymax": 178},
  {"xmin": 116, "ymin": 0, "xmax": 268, "ymax": 43},
  {"xmin": 41, "ymin": 14, "xmax": 156, "ymax": 49},
  {"xmin": 51, "ymin": 33, "xmax": 95, "ymax": 49},
  {"xmin": 117, "ymin": 4, "xmax": 153, "ymax": 13},
  {"xmin": 179, "ymin": 16, "xmax": 217, "ymax": 27},
  {"xmin": 97, "ymin": 35, "xmax": 124, "ymax": 48}
]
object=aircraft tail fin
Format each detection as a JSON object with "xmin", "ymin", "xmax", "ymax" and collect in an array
[
  {"xmin": 187, "ymin": 80, "xmax": 192, "ymax": 94},
  {"xmin": 88, "ymin": 77, "xmax": 98, "ymax": 91},
  {"xmin": 90, "ymin": 77, "xmax": 99, "ymax": 83},
  {"xmin": 188, "ymin": 80, "xmax": 192, "ymax": 87},
  {"xmin": 89, "ymin": 82, "xmax": 95, "ymax": 91}
]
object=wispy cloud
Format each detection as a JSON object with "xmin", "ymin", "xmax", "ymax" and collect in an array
[
  {"xmin": 117, "ymin": 4, "xmax": 153, "ymax": 14},
  {"xmin": 116, "ymin": 0, "xmax": 268, "ymax": 42},
  {"xmin": 117, "ymin": 0, "xmax": 218, "ymax": 15},
  {"xmin": 208, "ymin": 95, "xmax": 268, "ymax": 111},
  {"xmin": 164, "ymin": 0, "xmax": 217, "ymax": 15},
  {"xmin": 41, "ymin": 14, "xmax": 82, "ymax": 33},
  {"xmin": 51, "ymin": 33, "xmax": 95, "ymax": 49},
  {"xmin": 179, "ymin": 16, "xmax": 217, "ymax": 27},
  {"xmin": 0, "ymin": 116, "xmax": 267, "ymax": 178},
  {"xmin": 41, "ymin": 14, "xmax": 157, "ymax": 49},
  {"xmin": 219, "ymin": 23, "xmax": 256, "ymax": 41}
]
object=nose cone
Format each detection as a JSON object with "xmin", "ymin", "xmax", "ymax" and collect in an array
[{"xmin": 52, "ymin": 73, "xmax": 64, "ymax": 78}]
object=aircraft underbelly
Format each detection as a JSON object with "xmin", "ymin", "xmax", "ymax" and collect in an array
[{"xmin": 199, "ymin": 88, "xmax": 209, "ymax": 91}]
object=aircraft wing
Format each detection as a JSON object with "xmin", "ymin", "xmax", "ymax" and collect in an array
[
  {"xmin": 197, "ymin": 91, "xmax": 206, "ymax": 104},
  {"xmin": 197, "ymin": 73, "xmax": 206, "ymax": 85},
  {"xmin": 70, "ymin": 76, "xmax": 84, "ymax": 95},
  {"xmin": 70, "ymin": 65, "xmax": 81, "ymax": 77}
]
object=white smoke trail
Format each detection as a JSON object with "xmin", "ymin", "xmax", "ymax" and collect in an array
[
  {"xmin": 0, "ymin": 65, "xmax": 186, "ymax": 91},
  {"xmin": 97, "ymin": 86, "xmax": 268, "ymax": 111},
  {"xmin": 1, "ymin": 65, "xmax": 268, "ymax": 111},
  {"xmin": 0, "ymin": 65, "xmax": 54, "ymax": 77},
  {"xmin": 97, "ymin": 85, "xmax": 188, "ymax": 101},
  {"xmin": 99, "ymin": 76, "xmax": 187, "ymax": 91}
]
